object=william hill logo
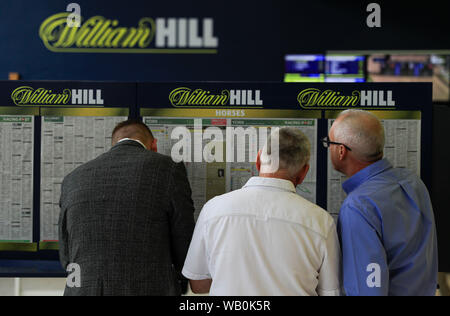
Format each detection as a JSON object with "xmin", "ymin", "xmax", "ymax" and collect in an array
[
  {"xmin": 169, "ymin": 87, "xmax": 263, "ymax": 107},
  {"xmin": 39, "ymin": 13, "xmax": 218, "ymax": 53},
  {"xmin": 11, "ymin": 87, "xmax": 104, "ymax": 106},
  {"xmin": 297, "ymin": 88, "xmax": 396, "ymax": 109}
]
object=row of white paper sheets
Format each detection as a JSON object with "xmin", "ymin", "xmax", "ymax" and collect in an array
[
  {"xmin": 144, "ymin": 117, "xmax": 319, "ymax": 220},
  {"xmin": 0, "ymin": 116, "xmax": 33, "ymax": 242},
  {"xmin": 0, "ymin": 115, "xmax": 422, "ymax": 242}
]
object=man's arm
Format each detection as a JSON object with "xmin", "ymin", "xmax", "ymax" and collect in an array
[
  {"xmin": 190, "ymin": 279, "xmax": 212, "ymax": 294},
  {"xmin": 181, "ymin": 202, "xmax": 213, "ymax": 294},
  {"xmin": 317, "ymin": 221, "xmax": 341, "ymax": 296},
  {"xmin": 169, "ymin": 162, "xmax": 196, "ymax": 274},
  {"xmin": 337, "ymin": 204, "xmax": 389, "ymax": 296}
]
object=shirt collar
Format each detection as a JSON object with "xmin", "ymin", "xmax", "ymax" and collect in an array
[
  {"xmin": 342, "ymin": 158, "xmax": 393, "ymax": 194},
  {"xmin": 243, "ymin": 177, "xmax": 297, "ymax": 193},
  {"xmin": 117, "ymin": 138, "xmax": 147, "ymax": 150}
]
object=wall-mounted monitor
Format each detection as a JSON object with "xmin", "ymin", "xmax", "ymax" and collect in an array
[
  {"xmin": 284, "ymin": 54, "xmax": 325, "ymax": 82},
  {"xmin": 368, "ymin": 53, "xmax": 449, "ymax": 102},
  {"xmin": 325, "ymin": 55, "xmax": 365, "ymax": 82}
]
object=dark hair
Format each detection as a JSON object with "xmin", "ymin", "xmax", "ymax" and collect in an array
[{"xmin": 112, "ymin": 119, "xmax": 154, "ymax": 141}]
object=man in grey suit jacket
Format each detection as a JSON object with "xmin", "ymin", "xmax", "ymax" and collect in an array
[{"xmin": 59, "ymin": 119, "xmax": 195, "ymax": 296}]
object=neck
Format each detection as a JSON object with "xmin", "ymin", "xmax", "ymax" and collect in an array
[
  {"xmin": 343, "ymin": 157, "xmax": 378, "ymax": 178},
  {"xmin": 259, "ymin": 171, "xmax": 296, "ymax": 186},
  {"xmin": 117, "ymin": 138, "xmax": 147, "ymax": 150}
]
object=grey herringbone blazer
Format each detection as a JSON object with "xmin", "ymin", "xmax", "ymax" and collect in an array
[{"xmin": 58, "ymin": 140, "xmax": 195, "ymax": 296}]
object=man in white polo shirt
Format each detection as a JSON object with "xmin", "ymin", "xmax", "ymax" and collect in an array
[{"xmin": 182, "ymin": 127, "xmax": 341, "ymax": 296}]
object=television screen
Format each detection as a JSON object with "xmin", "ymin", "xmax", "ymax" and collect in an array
[
  {"xmin": 325, "ymin": 55, "xmax": 365, "ymax": 82},
  {"xmin": 368, "ymin": 54, "xmax": 449, "ymax": 101},
  {"xmin": 284, "ymin": 54, "xmax": 325, "ymax": 82}
]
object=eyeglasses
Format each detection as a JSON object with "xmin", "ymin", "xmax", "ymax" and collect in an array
[{"xmin": 321, "ymin": 136, "xmax": 352, "ymax": 151}]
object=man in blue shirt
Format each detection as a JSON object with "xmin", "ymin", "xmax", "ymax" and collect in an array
[{"xmin": 326, "ymin": 109, "xmax": 438, "ymax": 296}]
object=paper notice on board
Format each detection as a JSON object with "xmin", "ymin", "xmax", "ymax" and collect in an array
[
  {"xmin": 40, "ymin": 116, "xmax": 127, "ymax": 242},
  {"xmin": 0, "ymin": 116, "xmax": 34, "ymax": 242},
  {"xmin": 326, "ymin": 119, "xmax": 421, "ymax": 216},
  {"xmin": 144, "ymin": 117, "xmax": 318, "ymax": 222}
]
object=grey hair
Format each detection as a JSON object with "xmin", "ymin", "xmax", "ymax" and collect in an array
[
  {"xmin": 260, "ymin": 127, "xmax": 311, "ymax": 176},
  {"xmin": 333, "ymin": 109, "xmax": 385, "ymax": 162}
]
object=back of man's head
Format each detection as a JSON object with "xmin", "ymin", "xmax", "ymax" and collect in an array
[
  {"xmin": 112, "ymin": 119, "xmax": 154, "ymax": 147},
  {"xmin": 333, "ymin": 109, "xmax": 385, "ymax": 162},
  {"xmin": 260, "ymin": 127, "xmax": 311, "ymax": 178}
]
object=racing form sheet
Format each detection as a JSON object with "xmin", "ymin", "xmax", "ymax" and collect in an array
[
  {"xmin": 145, "ymin": 117, "xmax": 318, "ymax": 220},
  {"xmin": 0, "ymin": 116, "xmax": 34, "ymax": 242}
]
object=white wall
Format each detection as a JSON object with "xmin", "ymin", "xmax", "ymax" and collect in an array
[
  {"xmin": 0, "ymin": 278, "xmax": 205, "ymax": 296},
  {"xmin": 0, "ymin": 278, "xmax": 203, "ymax": 296},
  {"xmin": 0, "ymin": 275, "xmax": 448, "ymax": 296},
  {"xmin": 0, "ymin": 279, "xmax": 15, "ymax": 296},
  {"xmin": 0, "ymin": 278, "xmax": 65, "ymax": 296}
]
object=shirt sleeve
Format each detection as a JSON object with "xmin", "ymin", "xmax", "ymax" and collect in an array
[
  {"xmin": 317, "ymin": 221, "xmax": 342, "ymax": 296},
  {"xmin": 182, "ymin": 210, "xmax": 211, "ymax": 280},
  {"xmin": 337, "ymin": 203, "xmax": 389, "ymax": 296}
]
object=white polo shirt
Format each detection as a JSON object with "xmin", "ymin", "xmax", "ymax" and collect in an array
[{"xmin": 182, "ymin": 177, "xmax": 341, "ymax": 296}]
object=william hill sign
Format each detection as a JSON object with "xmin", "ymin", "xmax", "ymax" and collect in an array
[
  {"xmin": 39, "ymin": 13, "xmax": 219, "ymax": 53},
  {"xmin": 168, "ymin": 87, "xmax": 264, "ymax": 107},
  {"xmin": 11, "ymin": 87, "xmax": 104, "ymax": 106},
  {"xmin": 297, "ymin": 88, "xmax": 396, "ymax": 109}
]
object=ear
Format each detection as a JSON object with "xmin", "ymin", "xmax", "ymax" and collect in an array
[
  {"xmin": 338, "ymin": 145, "xmax": 347, "ymax": 161},
  {"xmin": 256, "ymin": 150, "xmax": 262, "ymax": 172},
  {"xmin": 295, "ymin": 164, "xmax": 310, "ymax": 186},
  {"xmin": 111, "ymin": 135, "xmax": 118, "ymax": 147}
]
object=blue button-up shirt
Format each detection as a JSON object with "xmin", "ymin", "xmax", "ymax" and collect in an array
[{"xmin": 337, "ymin": 158, "xmax": 438, "ymax": 296}]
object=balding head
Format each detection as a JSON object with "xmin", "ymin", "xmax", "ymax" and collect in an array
[
  {"xmin": 330, "ymin": 110, "xmax": 385, "ymax": 163},
  {"xmin": 112, "ymin": 119, "xmax": 155, "ymax": 150}
]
